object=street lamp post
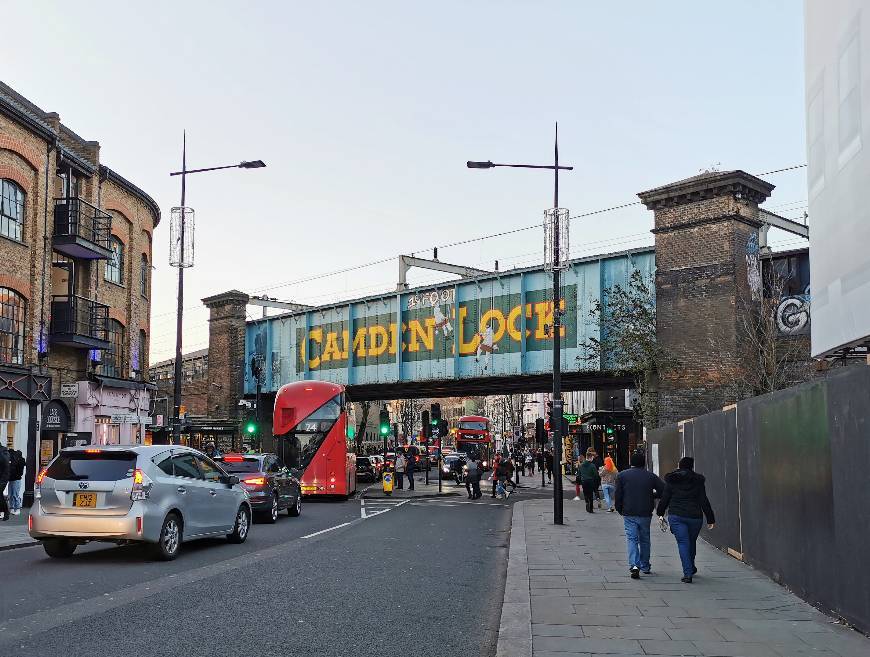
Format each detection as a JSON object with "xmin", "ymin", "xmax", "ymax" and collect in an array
[
  {"xmin": 169, "ymin": 133, "xmax": 265, "ymax": 445},
  {"xmin": 467, "ymin": 124, "xmax": 572, "ymax": 524}
]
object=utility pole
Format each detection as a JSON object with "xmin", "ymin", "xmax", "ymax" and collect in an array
[{"xmin": 551, "ymin": 123, "xmax": 565, "ymax": 525}]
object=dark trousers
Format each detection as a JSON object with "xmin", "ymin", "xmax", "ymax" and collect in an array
[
  {"xmin": 668, "ymin": 515, "xmax": 703, "ymax": 577},
  {"xmin": 581, "ymin": 481, "xmax": 596, "ymax": 512},
  {"xmin": 465, "ymin": 480, "xmax": 473, "ymax": 497},
  {"xmin": 0, "ymin": 481, "xmax": 8, "ymax": 518},
  {"xmin": 406, "ymin": 468, "xmax": 415, "ymax": 490},
  {"xmin": 395, "ymin": 472, "xmax": 404, "ymax": 489},
  {"xmin": 467, "ymin": 479, "xmax": 481, "ymax": 498}
]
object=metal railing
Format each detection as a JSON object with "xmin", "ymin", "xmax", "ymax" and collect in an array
[
  {"xmin": 53, "ymin": 197, "xmax": 112, "ymax": 249},
  {"xmin": 50, "ymin": 294, "xmax": 109, "ymax": 342}
]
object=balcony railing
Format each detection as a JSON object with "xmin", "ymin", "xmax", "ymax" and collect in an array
[
  {"xmin": 50, "ymin": 294, "xmax": 110, "ymax": 349},
  {"xmin": 53, "ymin": 197, "xmax": 112, "ymax": 259}
]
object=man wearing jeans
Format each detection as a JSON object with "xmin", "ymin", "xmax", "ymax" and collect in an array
[{"xmin": 615, "ymin": 451, "xmax": 665, "ymax": 579}]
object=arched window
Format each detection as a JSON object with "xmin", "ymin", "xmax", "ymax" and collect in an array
[
  {"xmin": 140, "ymin": 254, "xmax": 148, "ymax": 297},
  {"xmin": 1, "ymin": 179, "xmax": 25, "ymax": 242},
  {"xmin": 105, "ymin": 237, "xmax": 124, "ymax": 285},
  {"xmin": 0, "ymin": 287, "xmax": 26, "ymax": 365},
  {"xmin": 102, "ymin": 319, "xmax": 125, "ymax": 378}
]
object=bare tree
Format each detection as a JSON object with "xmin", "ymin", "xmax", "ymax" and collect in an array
[
  {"xmin": 578, "ymin": 270, "xmax": 674, "ymax": 427},
  {"xmin": 393, "ymin": 398, "xmax": 423, "ymax": 439},
  {"xmin": 733, "ymin": 267, "xmax": 813, "ymax": 398}
]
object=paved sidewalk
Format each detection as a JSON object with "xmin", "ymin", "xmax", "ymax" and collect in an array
[
  {"xmin": 0, "ymin": 511, "xmax": 36, "ymax": 551},
  {"xmin": 362, "ymin": 467, "xmax": 548, "ymax": 499},
  {"xmin": 498, "ymin": 496, "xmax": 870, "ymax": 657}
]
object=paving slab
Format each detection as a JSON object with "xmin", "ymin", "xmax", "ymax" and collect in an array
[{"xmin": 496, "ymin": 496, "xmax": 870, "ymax": 657}]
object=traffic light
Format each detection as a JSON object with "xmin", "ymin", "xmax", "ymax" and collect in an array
[
  {"xmin": 438, "ymin": 419, "xmax": 448, "ymax": 439},
  {"xmin": 244, "ymin": 419, "xmax": 257, "ymax": 435},
  {"xmin": 421, "ymin": 410, "xmax": 431, "ymax": 439},
  {"xmin": 379, "ymin": 408, "xmax": 390, "ymax": 436},
  {"xmin": 535, "ymin": 418, "xmax": 546, "ymax": 444},
  {"xmin": 606, "ymin": 426, "xmax": 614, "ymax": 436},
  {"xmin": 392, "ymin": 423, "xmax": 399, "ymax": 440},
  {"xmin": 430, "ymin": 402, "xmax": 441, "ymax": 425},
  {"xmin": 346, "ymin": 425, "xmax": 356, "ymax": 439}
]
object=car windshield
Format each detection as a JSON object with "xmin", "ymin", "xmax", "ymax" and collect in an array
[
  {"xmin": 45, "ymin": 451, "xmax": 137, "ymax": 481},
  {"xmin": 217, "ymin": 457, "xmax": 262, "ymax": 473},
  {"xmin": 459, "ymin": 421, "xmax": 488, "ymax": 431}
]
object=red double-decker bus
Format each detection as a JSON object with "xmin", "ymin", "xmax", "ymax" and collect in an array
[
  {"xmin": 269, "ymin": 381, "xmax": 356, "ymax": 499},
  {"xmin": 454, "ymin": 415, "xmax": 493, "ymax": 468}
]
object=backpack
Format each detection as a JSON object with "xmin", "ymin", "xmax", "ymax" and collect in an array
[{"xmin": 9, "ymin": 450, "xmax": 25, "ymax": 480}]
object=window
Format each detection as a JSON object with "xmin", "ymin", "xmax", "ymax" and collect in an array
[
  {"xmin": 0, "ymin": 287, "xmax": 26, "ymax": 365},
  {"xmin": 275, "ymin": 393, "xmax": 343, "ymax": 473},
  {"xmin": 170, "ymin": 453, "xmax": 202, "ymax": 479},
  {"xmin": 195, "ymin": 455, "xmax": 222, "ymax": 482},
  {"xmin": 140, "ymin": 254, "xmax": 148, "ymax": 297},
  {"xmin": 45, "ymin": 451, "xmax": 136, "ymax": 481},
  {"xmin": 0, "ymin": 180, "xmax": 24, "ymax": 242},
  {"xmin": 0, "ymin": 400, "xmax": 19, "ymax": 449},
  {"xmin": 102, "ymin": 319, "xmax": 125, "ymax": 378},
  {"xmin": 105, "ymin": 237, "xmax": 124, "ymax": 284}
]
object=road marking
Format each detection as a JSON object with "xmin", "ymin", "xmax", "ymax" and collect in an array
[
  {"xmin": 359, "ymin": 498, "xmax": 409, "ymax": 519},
  {"xmin": 300, "ymin": 521, "xmax": 353, "ymax": 539}
]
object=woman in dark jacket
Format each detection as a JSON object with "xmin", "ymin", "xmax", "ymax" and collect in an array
[{"xmin": 657, "ymin": 457, "xmax": 715, "ymax": 583}]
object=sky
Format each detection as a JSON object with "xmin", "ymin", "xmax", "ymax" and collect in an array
[{"xmin": 1, "ymin": 1, "xmax": 808, "ymax": 363}]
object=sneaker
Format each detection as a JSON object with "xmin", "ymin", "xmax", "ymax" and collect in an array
[
  {"xmin": 608, "ymin": 508, "xmax": 615, "ymax": 513},
  {"xmin": 692, "ymin": 566, "xmax": 698, "ymax": 575},
  {"xmin": 642, "ymin": 569, "xmax": 651, "ymax": 575},
  {"xmin": 630, "ymin": 567, "xmax": 640, "ymax": 580},
  {"xmin": 681, "ymin": 576, "xmax": 693, "ymax": 584},
  {"xmin": 11, "ymin": 509, "xmax": 20, "ymax": 515},
  {"xmin": 572, "ymin": 496, "xmax": 581, "ymax": 501}
]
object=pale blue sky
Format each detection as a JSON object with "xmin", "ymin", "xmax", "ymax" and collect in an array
[{"xmin": 1, "ymin": 1, "xmax": 808, "ymax": 361}]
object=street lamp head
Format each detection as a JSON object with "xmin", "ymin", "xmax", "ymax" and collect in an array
[
  {"xmin": 466, "ymin": 160, "xmax": 495, "ymax": 169},
  {"xmin": 239, "ymin": 160, "xmax": 266, "ymax": 169}
]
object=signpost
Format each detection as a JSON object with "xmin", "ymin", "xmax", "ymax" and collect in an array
[{"xmin": 60, "ymin": 383, "xmax": 78, "ymax": 398}]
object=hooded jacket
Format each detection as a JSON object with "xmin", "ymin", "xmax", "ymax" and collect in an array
[{"xmin": 656, "ymin": 469, "xmax": 715, "ymax": 523}]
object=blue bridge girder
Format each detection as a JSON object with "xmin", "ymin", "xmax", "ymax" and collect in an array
[{"xmin": 245, "ymin": 247, "xmax": 655, "ymax": 400}]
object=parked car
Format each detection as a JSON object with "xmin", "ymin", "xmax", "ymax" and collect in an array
[
  {"xmin": 215, "ymin": 453, "xmax": 302, "ymax": 523},
  {"xmin": 29, "ymin": 445, "xmax": 252, "ymax": 561},
  {"xmin": 356, "ymin": 456, "xmax": 378, "ymax": 482}
]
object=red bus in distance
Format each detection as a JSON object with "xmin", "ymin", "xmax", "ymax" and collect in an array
[
  {"xmin": 454, "ymin": 415, "xmax": 493, "ymax": 467},
  {"xmin": 268, "ymin": 381, "xmax": 356, "ymax": 499}
]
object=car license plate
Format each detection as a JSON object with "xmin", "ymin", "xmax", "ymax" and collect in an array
[
  {"xmin": 73, "ymin": 492, "xmax": 97, "ymax": 508},
  {"xmin": 300, "ymin": 485, "xmax": 316, "ymax": 492}
]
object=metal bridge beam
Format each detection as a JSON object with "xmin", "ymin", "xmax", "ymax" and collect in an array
[{"xmin": 397, "ymin": 254, "xmax": 490, "ymax": 290}]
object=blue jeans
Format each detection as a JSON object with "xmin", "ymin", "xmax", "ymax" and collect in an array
[
  {"xmin": 601, "ymin": 484, "xmax": 615, "ymax": 509},
  {"xmin": 8, "ymin": 479, "xmax": 22, "ymax": 510},
  {"xmin": 623, "ymin": 516, "xmax": 652, "ymax": 571},
  {"xmin": 668, "ymin": 515, "xmax": 703, "ymax": 577},
  {"xmin": 406, "ymin": 467, "xmax": 415, "ymax": 490}
]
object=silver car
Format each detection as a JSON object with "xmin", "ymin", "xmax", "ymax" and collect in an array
[{"xmin": 29, "ymin": 445, "xmax": 253, "ymax": 560}]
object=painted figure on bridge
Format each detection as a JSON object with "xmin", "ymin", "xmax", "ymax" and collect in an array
[
  {"xmin": 432, "ymin": 304, "xmax": 453, "ymax": 338},
  {"xmin": 475, "ymin": 323, "xmax": 498, "ymax": 371}
]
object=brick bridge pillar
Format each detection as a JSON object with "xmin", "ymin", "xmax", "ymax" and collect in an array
[
  {"xmin": 202, "ymin": 290, "xmax": 249, "ymax": 421},
  {"xmin": 638, "ymin": 170, "xmax": 774, "ymax": 427}
]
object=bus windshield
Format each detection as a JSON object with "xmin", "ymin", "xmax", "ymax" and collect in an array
[
  {"xmin": 275, "ymin": 394, "xmax": 342, "ymax": 473},
  {"xmin": 459, "ymin": 420, "xmax": 488, "ymax": 431}
]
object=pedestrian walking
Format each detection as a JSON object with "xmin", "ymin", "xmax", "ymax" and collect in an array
[
  {"xmin": 615, "ymin": 451, "xmax": 666, "ymax": 580},
  {"xmin": 575, "ymin": 449, "xmax": 600, "ymax": 513},
  {"xmin": 504, "ymin": 457, "xmax": 517, "ymax": 492},
  {"xmin": 525, "ymin": 450, "xmax": 534, "ymax": 475},
  {"xmin": 490, "ymin": 455, "xmax": 502, "ymax": 497},
  {"xmin": 394, "ymin": 452, "xmax": 406, "ymax": 490},
  {"xmin": 204, "ymin": 442, "xmax": 221, "ymax": 459},
  {"xmin": 465, "ymin": 457, "xmax": 478, "ymax": 499},
  {"xmin": 544, "ymin": 449, "xmax": 553, "ymax": 483},
  {"xmin": 517, "ymin": 451, "xmax": 526, "ymax": 476},
  {"xmin": 7, "ymin": 449, "xmax": 25, "ymax": 516},
  {"xmin": 0, "ymin": 443, "xmax": 10, "ymax": 522},
  {"xmin": 657, "ymin": 456, "xmax": 715, "ymax": 583},
  {"xmin": 599, "ymin": 456, "xmax": 618, "ymax": 512},
  {"xmin": 403, "ymin": 441, "xmax": 417, "ymax": 490}
]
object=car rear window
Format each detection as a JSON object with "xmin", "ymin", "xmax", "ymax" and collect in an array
[
  {"xmin": 45, "ymin": 451, "xmax": 137, "ymax": 481},
  {"xmin": 217, "ymin": 458, "xmax": 262, "ymax": 473}
]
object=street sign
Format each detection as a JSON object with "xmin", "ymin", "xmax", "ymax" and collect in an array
[
  {"xmin": 110, "ymin": 413, "xmax": 141, "ymax": 424},
  {"xmin": 60, "ymin": 383, "xmax": 78, "ymax": 398}
]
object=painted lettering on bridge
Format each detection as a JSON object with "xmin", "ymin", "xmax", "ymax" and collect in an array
[{"xmin": 296, "ymin": 285, "xmax": 577, "ymax": 371}]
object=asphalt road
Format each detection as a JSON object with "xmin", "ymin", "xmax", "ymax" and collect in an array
[{"xmin": 0, "ymin": 482, "xmax": 547, "ymax": 657}]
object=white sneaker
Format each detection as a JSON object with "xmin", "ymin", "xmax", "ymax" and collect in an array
[
  {"xmin": 11, "ymin": 509, "xmax": 20, "ymax": 515},
  {"xmin": 572, "ymin": 496, "xmax": 581, "ymax": 501}
]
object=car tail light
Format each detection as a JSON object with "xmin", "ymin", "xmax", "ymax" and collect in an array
[
  {"xmin": 85, "ymin": 449, "xmax": 101, "ymax": 454},
  {"xmin": 28, "ymin": 515, "xmax": 33, "ymax": 531},
  {"xmin": 223, "ymin": 455, "xmax": 245, "ymax": 462},
  {"xmin": 131, "ymin": 468, "xmax": 153, "ymax": 501},
  {"xmin": 243, "ymin": 477, "xmax": 266, "ymax": 486},
  {"xmin": 35, "ymin": 468, "xmax": 47, "ymax": 486},
  {"xmin": 136, "ymin": 516, "xmax": 143, "ymax": 534}
]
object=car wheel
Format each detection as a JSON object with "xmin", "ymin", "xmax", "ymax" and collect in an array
[
  {"xmin": 262, "ymin": 494, "xmax": 279, "ymax": 524},
  {"xmin": 227, "ymin": 505, "xmax": 250, "ymax": 544},
  {"xmin": 288, "ymin": 494, "xmax": 302, "ymax": 517},
  {"xmin": 43, "ymin": 538, "xmax": 76, "ymax": 558},
  {"xmin": 153, "ymin": 513, "xmax": 182, "ymax": 561}
]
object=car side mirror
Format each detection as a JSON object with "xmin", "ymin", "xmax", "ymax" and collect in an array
[{"xmin": 222, "ymin": 475, "xmax": 240, "ymax": 486}]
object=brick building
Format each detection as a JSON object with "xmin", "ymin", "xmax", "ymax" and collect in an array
[
  {"xmin": 0, "ymin": 81, "xmax": 159, "ymax": 502},
  {"xmin": 148, "ymin": 348, "xmax": 210, "ymax": 419}
]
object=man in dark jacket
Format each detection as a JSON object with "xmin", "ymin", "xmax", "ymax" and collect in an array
[
  {"xmin": 657, "ymin": 456, "xmax": 715, "ymax": 583},
  {"xmin": 615, "ymin": 451, "xmax": 665, "ymax": 579},
  {"xmin": 0, "ymin": 445, "xmax": 10, "ymax": 521}
]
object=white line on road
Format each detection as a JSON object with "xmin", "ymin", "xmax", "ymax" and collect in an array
[{"xmin": 301, "ymin": 522, "xmax": 353, "ymax": 539}]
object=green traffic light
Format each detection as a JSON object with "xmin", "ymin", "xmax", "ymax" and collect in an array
[
  {"xmin": 380, "ymin": 425, "xmax": 389, "ymax": 436},
  {"xmin": 606, "ymin": 427, "xmax": 614, "ymax": 435},
  {"xmin": 245, "ymin": 422, "xmax": 256, "ymax": 434},
  {"xmin": 347, "ymin": 426, "xmax": 356, "ymax": 438}
]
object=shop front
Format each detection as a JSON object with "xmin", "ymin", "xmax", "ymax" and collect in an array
[
  {"xmin": 72, "ymin": 379, "xmax": 153, "ymax": 446},
  {"xmin": 39, "ymin": 399, "xmax": 71, "ymax": 468},
  {"xmin": 0, "ymin": 365, "xmax": 52, "ymax": 505}
]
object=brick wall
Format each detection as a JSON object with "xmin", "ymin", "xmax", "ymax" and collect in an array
[{"xmin": 204, "ymin": 291, "xmax": 249, "ymax": 420}]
